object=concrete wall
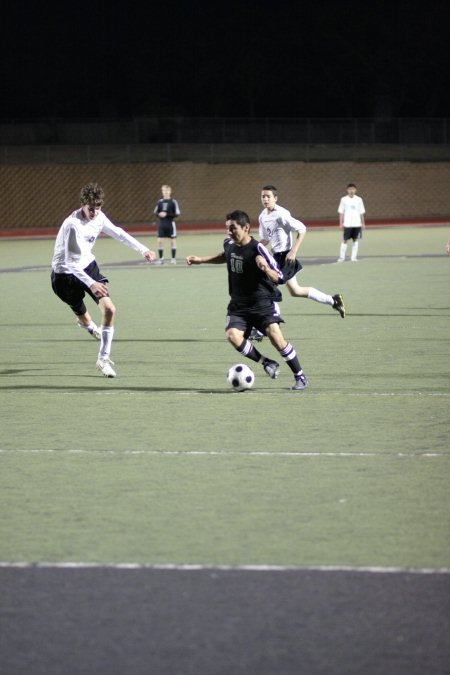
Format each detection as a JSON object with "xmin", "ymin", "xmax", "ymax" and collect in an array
[{"xmin": 2, "ymin": 160, "xmax": 450, "ymax": 231}]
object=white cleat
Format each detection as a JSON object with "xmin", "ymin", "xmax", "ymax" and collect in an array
[
  {"xmin": 77, "ymin": 321, "xmax": 101, "ymax": 340},
  {"xmin": 96, "ymin": 358, "xmax": 116, "ymax": 378}
]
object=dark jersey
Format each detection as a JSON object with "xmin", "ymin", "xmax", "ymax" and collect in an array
[
  {"xmin": 154, "ymin": 198, "xmax": 180, "ymax": 223},
  {"xmin": 223, "ymin": 236, "xmax": 283, "ymax": 310}
]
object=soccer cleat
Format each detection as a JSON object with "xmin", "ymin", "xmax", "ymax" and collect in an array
[
  {"xmin": 249, "ymin": 328, "xmax": 265, "ymax": 342},
  {"xmin": 171, "ymin": 258, "xmax": 177, "ymax": 265},
  {"xmin": 337, "ymin": 257, "xmax": 345, "ymax": 263},
  {"xmin": 262, "ymin": 358, "xmax": 280, "ymax": 379},
  {"xmin": 77, "ymin": 321, "xmax": 101, "ymax": 340},
  {"xmin": 292, "ymin": 372, "xmax": 308, "ymax": 390},
  {"xmin": 332, "ymin": 293, "xmax": 346, "ymax": 319},
  {"xmin": 156, "ymin": 259, "xmax": 164, "ymax": 265},
  {"xmin": 96, "ymin": 358, "xmax": 116, "ymax": 378},
  {"xmin": 89, "ymin": 326, "xmax": 102, "ymax": 340}
]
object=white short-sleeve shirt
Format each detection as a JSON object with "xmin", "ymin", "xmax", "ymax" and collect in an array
[{"xmin": 338, "ymin": 195, "xmax": 365, "ymax": 228}]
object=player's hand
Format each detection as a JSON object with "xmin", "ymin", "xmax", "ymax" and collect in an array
[
  {"xmin": 143, "ymin": 249, "xmax": 156, "ymax": 262},
  {"xmin": 90, "ymin": 281, "xmax": 109, "ymax": 298},
  {"xmin": 186, "ymin": 255, "xmax": 201, "ymax": 265},
  {"xmin": 255, "ymin": 255, "xmax": 267, "ymax": 272},
  {"xmin": 159, "ymin": 211, "xmax": 167, "ymax": 218}
]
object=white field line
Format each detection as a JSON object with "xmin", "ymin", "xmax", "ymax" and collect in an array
[
  {"xmin": 0, "ymin": 561, "xmax": 449, "ymax": 574},
  {"xmin": 0, "ymin": 448, "xmax": 447, "ymax": 457},
  {"xmin": 55, "ymin": 391, "xmax": 450, "ymax": 397}
]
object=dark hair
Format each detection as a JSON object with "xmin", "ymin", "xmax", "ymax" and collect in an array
[
  {"xmin": 347, "ymin": 183, "xmax": 357, "ymax": 188},
  {"xmin": 80, "ymin": 183, "xmax": 105, "ymax": 206},
  {"xmin": 262, "ymin": 185, "xmax": 278, "ymax": 196},
  {"xmin": 226, "ymin": 210, "xmax": 251, "ymax": 227}
]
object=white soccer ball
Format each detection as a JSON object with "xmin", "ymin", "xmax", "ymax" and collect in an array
[{"xmin": 226, "ymin": 363, "xmax": 255, "ymax": 392}]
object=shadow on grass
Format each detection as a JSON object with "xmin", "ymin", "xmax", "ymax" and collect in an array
[
  {"xmin": 11, "ymin": 338, "xmax": 225, "ymax": 343},
  {"xmin": 0, "ymin": 384, "xmax": 284, "ymax": 394}
]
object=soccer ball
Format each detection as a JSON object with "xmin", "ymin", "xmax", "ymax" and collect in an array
[{"xmin": 226, "ymin": 363, "xmax": 255, "ymax": 392}]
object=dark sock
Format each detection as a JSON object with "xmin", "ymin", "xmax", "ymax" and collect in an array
[
  {"xmin": 236, "ymin": 339, "xmax": 263, "ymax": 363},
  {"xmin": 280, "ymin": 342, "xmax": 302, "ymax": 375}
]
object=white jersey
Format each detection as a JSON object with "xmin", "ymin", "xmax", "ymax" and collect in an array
[
  {"xmin": 52, "ymin": 208, "xmax": 149, "ymax": 287},
  {"xmin": 338, "ymin": 195, "xmax": 365, "ymax": 228},
  {"xmin": 258, "ymin": 204, "xmax": 307, "ymax": 253}
]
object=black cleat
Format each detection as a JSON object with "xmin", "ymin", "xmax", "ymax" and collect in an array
[
  {"xmin": 262, "ymin": 358, "xmax": 280, "ymax": 379},
  {"xmin": 332, "ymin": 293, "xmax": 346, "ymax": 319},
  {"xmin": 292, "ymin": 372, "xmax": 308, "ymax": 390},
  {"xmin": 249, "ymin": 328, "xmax": 265, "ymax": 342}
]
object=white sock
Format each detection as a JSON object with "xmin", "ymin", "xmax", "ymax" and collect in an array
[
  {"xmin": 351, "ymin": 241, "xmax": 359, "ymax": 259},
  {"xmin": 98, "ymin": 326, "xmax": 115, "ymax": 360},
  {"xmin": 339, "ymin": 243, "xmax": 347, "ymax": 260},
  {"xmin": 307, "ymin": 288, "xmax": 333, "ymax": 305}
]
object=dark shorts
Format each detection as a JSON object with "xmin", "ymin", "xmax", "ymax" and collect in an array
[
  {"xmin": 274, "ymin": 251, "xmax": 303, "ymax": 283},
  {"xmin": 226, "ymin": 302, "xmax": 284, "ymax": 338},
  {"xmin": 51, "ymin": 260, "xmax": 109, "ymax": 315},
  {"xmin": 343, "ymin": 227, "xmax": 362, "ymax": 241},
  {"xmin": 157, "ymin": 220, "xmax": 177, "ymax": 238}
]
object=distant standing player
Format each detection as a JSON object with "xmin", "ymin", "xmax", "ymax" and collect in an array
[
  {"xmin": 154, "ymin": 184, "xmax": 180, "ymax": 264},
  {"xmin": 259, "ymin": 185, "xmax": 345, "ymax": 317},
  {"xmin": 186, "ymin": 210, "xmax": 309, "ymax": 391},
  {"xmin": 337, "ymin": 183, "xmax": 366, "ymax": 262},
  {"xmin": 51, "ymin": 183, "xmax": 155, "ymax": 377}
]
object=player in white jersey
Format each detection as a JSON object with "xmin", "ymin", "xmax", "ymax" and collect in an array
[
  {"xmin": 257, "ymin": 186, "xmax": 345, "ymax": 330},
  {"xmin": 337, "ymin": 183, "xmax": 365, "ymax": 262},
  {"xmin": 51, "ymin": 183, "xmax": 155, "ymax": 377}
]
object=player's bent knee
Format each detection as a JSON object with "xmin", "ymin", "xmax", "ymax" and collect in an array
[
  {"xmin": 265, "ymin": 323, "xmax": 283, "ymax": 341},
  {"xmin": 100, "ymin": 298, "xmax": 116, "ymax": 321},
  {"xmin": 287, "ymin": 284, "xmax": 306, "ymax": 297},
  {"xmin": 226, "ymin": 328, "xmax": 242, "ymax": 347}
]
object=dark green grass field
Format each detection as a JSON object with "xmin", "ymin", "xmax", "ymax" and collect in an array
[{"xmin": 1, "ymin": 227, "xmax": 449, "ymax": 569}]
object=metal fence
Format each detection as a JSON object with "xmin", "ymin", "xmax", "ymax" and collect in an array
[{"xmin": 0, "ymin": 117, "xmax": 449, "ymax": 146}]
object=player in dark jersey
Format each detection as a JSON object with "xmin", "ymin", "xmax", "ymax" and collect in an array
[
  {"xmin": 153, "ymin": 184, "xmax": 180, "ymax": 264},
  {"xmin": 186, "ymin": 210, "xmax": 308, "ymax": 390}
]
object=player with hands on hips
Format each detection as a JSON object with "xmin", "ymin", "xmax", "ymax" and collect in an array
[{"xmin": 51, "ymin": 183, "xmax": 155, "ymax": 378}]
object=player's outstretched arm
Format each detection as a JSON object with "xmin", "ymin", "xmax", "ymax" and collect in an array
[
  {"xmin": 186, "ymin": 253, "xmax": 225, "ymax": 265},
  {"xmin": 186, "ymin": 255, "xmax": 203, "ymax": 265},
  {"xmin": 143, "ymin": 249, "xmax": 156, "ymax": 262}
]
